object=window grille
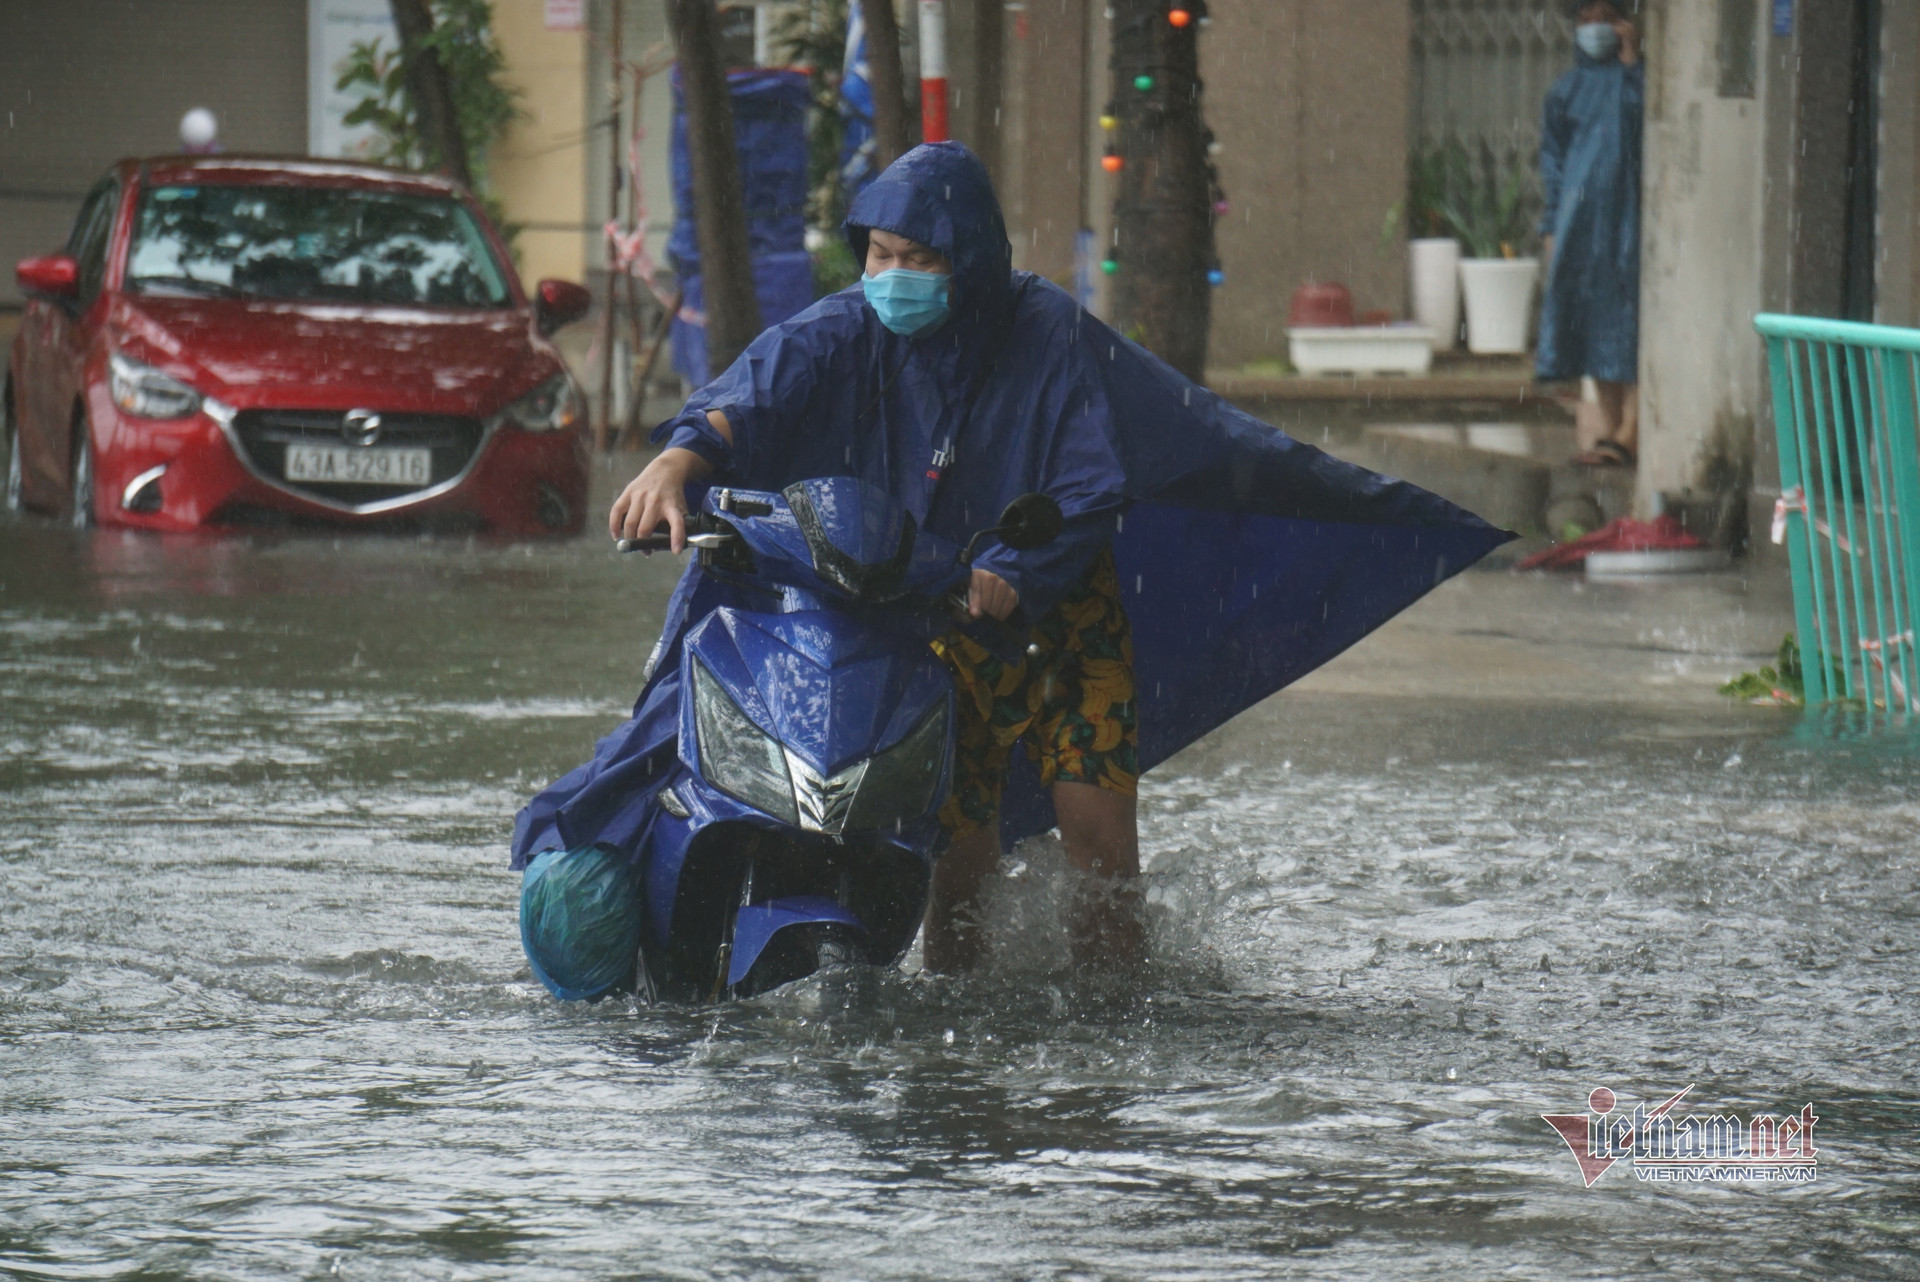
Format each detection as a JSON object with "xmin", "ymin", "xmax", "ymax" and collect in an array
[{"xmin": 1409, "ymin": 0, "xmax": 1575, "ymax": 246}]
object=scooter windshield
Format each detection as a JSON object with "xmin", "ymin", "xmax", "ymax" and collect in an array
[{"xmin": 781, "ymin": 477, "xmax": 918, "ymax": 602}]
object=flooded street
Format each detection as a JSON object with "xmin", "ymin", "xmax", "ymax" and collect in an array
[{"xmin": 4, "ymin": 488, "xmax": 1918, "ymax": 1281}]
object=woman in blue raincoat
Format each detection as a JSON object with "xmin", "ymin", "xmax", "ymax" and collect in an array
[
  {"xmin": 1536, "ymin": 0, "xmax": 1643, "ymax": 467},
  {"xmin": 517, "ymin": 142, "xmax": 1510, "ymax": 983}
]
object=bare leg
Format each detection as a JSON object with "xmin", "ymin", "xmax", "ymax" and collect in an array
[
  {"xmin": 1574, "ymin": 378, "xmax": 1608, "ymax": 453},
  {"xmin": 923, "ymin": 785, "xmax": 1143, "ymax": 975},
  {"xmin": 1053, "ymin": 781, "xmax": 1144, "ymax": 973},
  {"xmin": 1595, "ymin": 380, "xmax": 1639, "ymax": 455},
  {"xmin": 1615, "ymin": 381, "xmax": 1639, "ymax": 454},
  {"xmin": 923, "ymin": 821, "xmax": 999, "ymax": 974}
]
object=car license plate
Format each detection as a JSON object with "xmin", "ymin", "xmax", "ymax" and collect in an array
[{"xmin": 284, "ymin": 445, "xmax": 431, "ymax": 487}]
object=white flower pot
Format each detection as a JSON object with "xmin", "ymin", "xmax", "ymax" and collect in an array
[
  {"xmin": 1408, "ymin": 237, "xmax": 1461, "ymax": 351},
  {"xmin": 1458, "ymin": 257, "xmax": 1539, "ymax": 355}
]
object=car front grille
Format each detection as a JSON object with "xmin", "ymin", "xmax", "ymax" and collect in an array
[{"xmin": 230, "ymin": 408, "xmax": 485, "ymax": 507}]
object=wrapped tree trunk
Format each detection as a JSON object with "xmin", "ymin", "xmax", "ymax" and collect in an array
[
  {"xmin": 858, "ymin": 0, "xmax": 911, "ymax": 170},
  {"xmin": 387, "ymin": 0, "xmax": 473, "ymax": 188},
  {"xmin": 669, "ymin": 0, "xmax": 764, "ymax": 376},
  {"xmin": 1108, "ymin": 0, "xmax": 1212, "ymax": 381}
]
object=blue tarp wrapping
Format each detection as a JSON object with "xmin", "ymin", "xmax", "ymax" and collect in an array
[
  {"xmin": 838, "ymin": 6, "xmax": 881, "ymax": 198},
  {"xmin": 670, "ymin": 66, "xmax": 813, "ymax": 386},
  {"xmin": 672, "ymin": 253, "xmax": 817, "ymax": 388}
]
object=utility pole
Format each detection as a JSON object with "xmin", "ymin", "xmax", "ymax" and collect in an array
[
  {"xmin": 1106, "ymin": 0, "xmax": 1213, "ymax": 381},
  {"xmin": 387, "ymin": 0, "xmax": 473, "ymax": 188},
  {"xmin": 858, "ymin": 0, "xmax": 910, "ymax": 170},
  {"xmin": 668, "ymin": 0, "xmax": 764, "ymax": 378}
]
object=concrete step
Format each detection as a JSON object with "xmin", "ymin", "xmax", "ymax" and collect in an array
[{"xmin": 1318, "ymin": 422, "xmax": 1634, "ymax": 539}]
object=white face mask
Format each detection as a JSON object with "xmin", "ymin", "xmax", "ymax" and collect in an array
[{"xmin": 1576, "ymin": 22, "xmax": 1621, "ymax": 61}]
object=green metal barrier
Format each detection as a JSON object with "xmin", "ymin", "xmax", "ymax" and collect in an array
[{"xmin": 1756, "ymin": 313, "xmax": 1920, "ymax": 718}]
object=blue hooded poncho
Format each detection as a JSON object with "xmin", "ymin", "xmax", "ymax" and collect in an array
[
  {"xmin": 1535, "ymin": 49, "xmax": 1643, "ymax": 385},
  {"xmin": 511, "ymin": 143, "xmax": 1513, "ymax": 863}
]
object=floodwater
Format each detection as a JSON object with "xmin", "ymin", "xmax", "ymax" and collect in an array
[{"xmin": 3, "ymin": 507, "xmax": 1918, "ymax": 1281}]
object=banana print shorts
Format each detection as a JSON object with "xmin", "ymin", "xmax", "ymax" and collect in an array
[{"xmin": 931, "ymin": 546, "xmax": 1138, "ymax": 836}]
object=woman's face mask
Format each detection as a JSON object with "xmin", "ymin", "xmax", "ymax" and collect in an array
[
  {"xmin": 863, "ymin": 267, "xmax": 953, "ymax": 338},
  {"xmin": 1576, "ymin": 22, "xmax": 1621, "ymax": 61}
]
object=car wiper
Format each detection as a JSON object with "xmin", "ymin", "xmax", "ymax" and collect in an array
[{"xmin": 130, "ymin": 274, "xmax": 245, "ymax": 299}]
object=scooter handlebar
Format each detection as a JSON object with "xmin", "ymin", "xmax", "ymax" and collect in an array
[
  {"xmin": 946, "ymin": 590, "xmax": 1036, "ymax": 660},
  {"xmin": 615, "ymin": 513, "xmax": 731, "ymax": 555}
]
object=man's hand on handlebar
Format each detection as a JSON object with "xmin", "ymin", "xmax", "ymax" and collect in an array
[
  {"xmin": 968, "ymin": 568, "xmax": 1019, "ymax": 621},
  {"xmin": 611, "ymin": 448, "xmax": 704, "ymax": 551},
  {"xmin": 610, "ymin": 412, "xmax": 731, "ymax": 552}
]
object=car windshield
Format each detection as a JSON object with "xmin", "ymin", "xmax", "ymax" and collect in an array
[{"xmin": 126, "ymin": 183, "xmax": 513, "ymax": 308}]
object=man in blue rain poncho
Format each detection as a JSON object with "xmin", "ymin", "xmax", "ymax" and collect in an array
[
  {"xmin": 513, "ymin": 141, "xmax": 1511, "ymax": 985},
  {"xmin": 1537, "ymin": 0, "xmax": 1643, "ymax": 468}
]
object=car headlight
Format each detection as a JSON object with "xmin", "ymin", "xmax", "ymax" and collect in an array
[
  {"xmin": 846, "ymin": 699, "xmax": 949, "ymax": 833},
  {"xmin": 692, "ymin": 660, "xmax": 799, "ymax": 825},
  {"xmin": 493, "ymin": 371, "xmax": 584, "ymax": 433},
  {"xmin": 109, "ymin": 352, "xmax": 201, "ymax": 420}
]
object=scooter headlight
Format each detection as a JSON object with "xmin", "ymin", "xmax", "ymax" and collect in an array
[
  {"xmin": 846, "ymin": 699, "xmax": 949, "ymax": 832},
  {"xmin": 692, "ymin": 661, "xmax": 799, "ymax": 825}
]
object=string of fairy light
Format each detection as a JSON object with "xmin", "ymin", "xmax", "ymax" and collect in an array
[{"xmin": 1099, "ymin": 2, "xmax": 1226, "ymax": 288}]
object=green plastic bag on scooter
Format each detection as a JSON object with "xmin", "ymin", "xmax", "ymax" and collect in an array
[{"xmin": 520, "ymin": 847, "xmax": 642, "ymax": 1002}]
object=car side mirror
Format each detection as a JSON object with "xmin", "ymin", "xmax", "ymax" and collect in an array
[
  {"xmin": 994, "ymin": 493, "xmax": 1063, "ymax": 551},
  {"xmin": 535, "ymin": 279, "xmax": 592, "ymax": 336},
  {"xmin": 17, "ymin": 254, "xmax": 79, "ymax": 300}
]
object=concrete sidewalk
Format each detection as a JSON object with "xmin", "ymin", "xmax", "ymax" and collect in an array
[{"xmin": 1294, "ymin": 557, "xmax": 1794, "ymax": 711}]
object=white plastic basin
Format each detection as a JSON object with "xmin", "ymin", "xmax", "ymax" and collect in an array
[{"xmin": 1286, "ymin": 326, "xmax": 1436, "ymax": 376}]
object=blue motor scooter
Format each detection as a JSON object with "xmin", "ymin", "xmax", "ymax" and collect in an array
[{"xmin": 607, "ymin": 475, "xmax": 1060, "ymax": 1002}]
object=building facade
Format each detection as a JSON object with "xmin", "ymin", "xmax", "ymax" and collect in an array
[{"xmin": 1638, "ymin": 0, "xmax": 1920, "ymax": 526}]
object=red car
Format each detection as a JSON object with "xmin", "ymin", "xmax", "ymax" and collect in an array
[{"xmin": 5, "ymin": 156, "xmax": 594, "ymax": 536}]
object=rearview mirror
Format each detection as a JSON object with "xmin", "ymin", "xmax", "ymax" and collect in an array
[
  {"xmin": 994, "ymin": 493, "xmax": 1063, "ymax": 551},
  {"xmin": 535, "ymin": 279, "xmax": 592, "ymax": 335},
  {"xmin": 16, "ymin": 254, "xmax": 78, "ymax": 299}
]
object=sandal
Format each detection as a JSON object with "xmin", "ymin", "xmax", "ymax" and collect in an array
[{"xmin": 1571, "ymin": 439, "xmax": 1636, "ymax": 468}]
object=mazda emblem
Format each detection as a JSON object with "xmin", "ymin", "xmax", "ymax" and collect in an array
[{"xmin": 341, "ymin": 409, "xmax": 383, "ymax": 447}]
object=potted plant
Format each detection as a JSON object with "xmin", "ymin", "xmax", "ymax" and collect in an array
[
  {"xmin": 1438, "ymin": 158, "xmax": 1538, "ymax": 356},
  {"xmin": 1399, "ymin": 145, "xmax": 1463, "ymax": 352}
]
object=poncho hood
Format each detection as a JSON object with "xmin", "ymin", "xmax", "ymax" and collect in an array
[{"xmin": 844, "ymin": 141, "xmax": 1013, "ymax": 340}]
